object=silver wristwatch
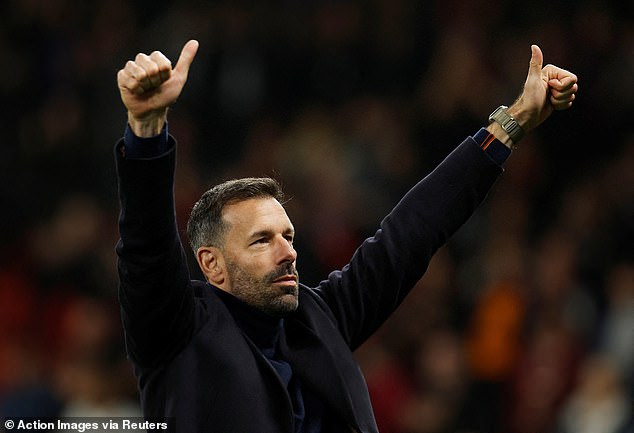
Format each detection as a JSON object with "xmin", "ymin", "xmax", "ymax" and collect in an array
[{"xmin": 488, "ymin": 105, "xmax": 524, "ymax": 146}]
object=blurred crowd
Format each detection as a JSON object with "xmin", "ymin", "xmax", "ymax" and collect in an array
[{"xmin": 1, "ymin": 0, "xmax": 633, "ymax": 432}]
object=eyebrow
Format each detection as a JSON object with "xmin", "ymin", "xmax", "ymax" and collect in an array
[{"xmin": 248, "ymin": 227, "xmax": 295, "ymax": 240}]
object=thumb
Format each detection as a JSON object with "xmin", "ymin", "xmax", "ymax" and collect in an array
[
  {"xmin": 528, "ymin": 44, "xmax": 543, "ymax": 77},
  {"xmin": 174, "ymin": 39, "xmax": 199, "ymax": 77}
]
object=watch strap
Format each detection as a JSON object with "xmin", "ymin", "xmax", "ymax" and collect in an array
[{"xmin": 488, "ymin": 105, "xmax": 524, "ymax": 146}]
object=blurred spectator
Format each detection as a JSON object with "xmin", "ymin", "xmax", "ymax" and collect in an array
[
  {"xmin": 597, "ymin": 262, "xmax": 634, "ymax": 391},
  {"xmin": 503, "ymin": 316, "xmax": 583, "ymax": 433},
  {"xmin": 398, "ymin": 328, "xmax": 469, "ymax": 433},
  {"xmin": 558, "ymin": 354, "xmax": 633, "ymax": 433}
]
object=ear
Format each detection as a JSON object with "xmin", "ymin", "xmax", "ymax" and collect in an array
[{"xmin": 196, "ymin": 246, "xmax": 227, "ymax": 288}]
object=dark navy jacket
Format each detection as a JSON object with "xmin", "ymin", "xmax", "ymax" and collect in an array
[{"xmin": 114, "ymin": 133, "xmax": 503, "ymax": 433}]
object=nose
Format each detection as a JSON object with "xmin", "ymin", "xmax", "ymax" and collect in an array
[{"xmin": 276, "ymin": 235, "xmax": 297, "ymax": 264}]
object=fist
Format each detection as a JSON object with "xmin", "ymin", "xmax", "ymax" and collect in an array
[
  {"xmin": 117, "ymin": 40, "xmax": 199, "ymax": 130},
  {"xmin": 514, "ymin": 45, "xmax": 578, "ymax": 131}
]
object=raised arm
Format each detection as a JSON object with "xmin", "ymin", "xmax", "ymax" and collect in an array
[
  {"xmin": 317, "ymin": 45, "xmax": 578, "ymax": 349},
  {"xmin": 115, "ymin": 40, "xmax": 199, "ymax": 369}
]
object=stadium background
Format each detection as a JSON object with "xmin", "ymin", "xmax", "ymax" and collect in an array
[{"xmin": 0, "ymin": 1, "xmax": 632, "ymax": 432}]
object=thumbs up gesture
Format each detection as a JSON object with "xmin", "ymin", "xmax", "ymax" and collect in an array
[
  {"xmin": 117, "ymin": 40, "xmax": 200, "ymax": 137},
  {"xmin": 509, "ymin": 45, "xmax": 578, "ymax": 134}
]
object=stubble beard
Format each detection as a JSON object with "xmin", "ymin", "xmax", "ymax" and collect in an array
[{"xmin": 225, "ymin": 259, "xmax": 299, "ymax": 317}]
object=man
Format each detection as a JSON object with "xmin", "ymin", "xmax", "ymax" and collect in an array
[{"xmin": 115, "ymin": 39, "xmax": 577, "ymax": 432}]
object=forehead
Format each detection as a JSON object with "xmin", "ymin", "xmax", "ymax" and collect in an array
[{"xmin": 222, "ymin": 197, "xmax": 293, "ymax": 235}]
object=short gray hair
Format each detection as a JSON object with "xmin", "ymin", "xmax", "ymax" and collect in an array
[{"xmin": 186, "ymin": 177, "xmax": 284, "ymax": 251}]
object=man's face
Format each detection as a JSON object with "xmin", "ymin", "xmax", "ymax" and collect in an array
[{"xmin": 220, "ymin": 197, "xmax": 299, "ymax": 316}]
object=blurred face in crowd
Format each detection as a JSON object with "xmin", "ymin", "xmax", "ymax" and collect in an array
[{"xmin": 201, "ymin": 197, "xmax": 299, "ymax": 316}]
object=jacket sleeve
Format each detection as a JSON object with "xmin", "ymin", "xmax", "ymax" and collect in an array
[
  {"xmin": 114, "ymin": 136, "xmax": 196, "ymax": 369},
  {"xmin": 314, "ymin": 136, "xmax": 504, "ymax": 350}
]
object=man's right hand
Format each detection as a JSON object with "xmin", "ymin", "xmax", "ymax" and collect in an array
[{"xmin": 117, "ymin": 40, "xmax": 199, "ymax": 137}]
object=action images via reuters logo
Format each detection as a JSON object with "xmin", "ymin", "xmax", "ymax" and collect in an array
[{"xmin": 2, "ymin": 418, "xmax": 169, "ymax": 432}]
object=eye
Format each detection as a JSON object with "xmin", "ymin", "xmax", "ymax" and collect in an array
[{"xmin": 251, "ymin": 238, "xmax": 268, "ymax": 245}]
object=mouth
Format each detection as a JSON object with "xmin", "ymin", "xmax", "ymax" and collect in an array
[
  {"xmin": 271, "ymin": 275, "xmax": 298, "ymax": 296},
  {"xmin": 272, "ymin": 275, "xmax": 298, "ymax": 285}
]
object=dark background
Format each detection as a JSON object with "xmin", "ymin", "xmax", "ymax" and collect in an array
[{"xmin": 1, "ymin": 1, "xmax": 632, "ymax": 432}]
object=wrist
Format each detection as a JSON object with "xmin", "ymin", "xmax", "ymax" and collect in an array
[
  {"xmin": 506, "ymin": 98, "xmax": 536, "ymax": 133},
  {"xmin": 123, "ymin": 122, "xmax": 170, "ymax": 159},
  {"xmin": 487, "ymin": 105, "xmax": 524, "ymax": 149},
  {"xmin": 486, "ymin": 121, "xmax": 513, "ymax": 149},
  {"xmin": 127, "ymin": 109, "xmax": 168, "ymax": 137}
]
